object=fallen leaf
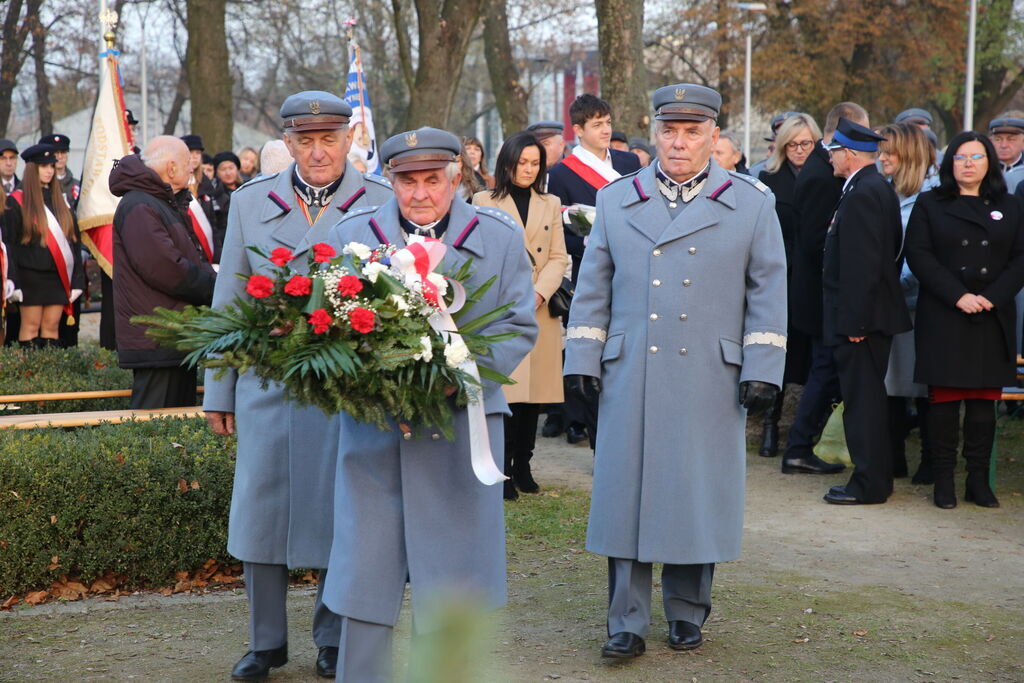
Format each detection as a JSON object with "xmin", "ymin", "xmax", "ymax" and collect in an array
[
  {"xmin": 190, "ymin": 480, "xmax": 200, "ymax": 490},
  {"xmin": 1, "ymin": 595, "xmax": 19, "ymax": 610},
  {"xmin": 50, "ymin": 579, "xmax": 88, "ymax": 600},
  {"xmin": 853, "ymin": 630, "xmax": 869, "ymax": 636},
  {"xmin": 115, "ymin": 453, "xmax": 125, "ymax": 465},
  {"xmin": 9, "ymin": 491, "xmax": 19, "ymax": 500},
  {"xmin": 177, "ymin": 479, "xmax": 188, "ymax": 493},
  {"xmin": 174, "ymin": 571, "xmax": 189, "ymax": 581},
  {"xmin": 50, "ymin": 515, "xmax": 57, "ymax": 525},
  {"xmin": 985, "ymin": 636, "xmax": 996, "ymax": 642},
  {"xmin": 24, "ymin": 590, "xmax": 48, "ymax": 605},
  {"xmin": 157, "ymin": 587, "xmax": 173, "ymax": 596},
  {"xmin": 172, "ymin": 580, "xmax": 192, "ymax": 594},
  {"xmin": 171, "ymin": 442, "xmax": 185, "ymax": 449},
  {"xmin": 791, "ymin": 637, "xmax": 809, "ymax": 643},
  {"xmin": 48, "ymin": 555, "xmax": 60, "ymax": 571}
]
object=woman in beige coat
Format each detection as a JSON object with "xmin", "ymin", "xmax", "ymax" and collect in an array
[{"xmin": 475, "ymin": 131, "xmax": 569, "ymax": 500}]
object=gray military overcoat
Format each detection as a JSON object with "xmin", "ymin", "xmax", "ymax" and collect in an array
[
  {"xmin": 564, "ymin": 162, "xmax": 787, "ymax": 565},
  {"xmin": 320, "ymin": 197, "xmax": 537, "ymax": 626},
  {"xmin": 202, "ymin": 161, "xmax": 393, "ymax": 568}
]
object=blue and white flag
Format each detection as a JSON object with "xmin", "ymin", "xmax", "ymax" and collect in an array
[{"xmin": 344, "ymin": 46, "xmax": 380, "ymax": 174}]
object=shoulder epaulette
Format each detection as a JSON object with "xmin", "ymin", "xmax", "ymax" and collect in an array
[
  {"xmin": 474, "ymin": 206, "xmax": 519, "ymax": 231},
  {"xmin": 363, "ymin": 173, "xmax": 392, "ymax": 189},
  {"xmin": 729, "ymin": 171, "xmax": 770, "ymax": 194}
]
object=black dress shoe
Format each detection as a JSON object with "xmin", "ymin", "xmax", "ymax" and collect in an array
[
  {"xmin": 782, "ymin": 454, "xmax": 845, "ymax": 474},
  {"xmin": 566, "ymin": 424, "xmax": 588, "ymax": 445},
  {"xmin": 503, "ymin": 480, "xmax": 519, "ymax": 500},
  {"xmin": 513, "ymin": 467, "xmax": 540, "ymax": 494},
  {"xmin": 231, "ymin": 644, "xmax": 288, "ymax": 681},
  {"xmin": 541, "ymin": 414, "xmax": 564, "ymax": 438},
  {"xmin": 823, "ymin": 486, "xmax": 863, "ymax": 505},
  {"xmin": 668, "ymin": 621, "xmax": 703, "ymax": 650},
  {"xmin": 315, "ymin": 646, "xmax": 338, "ymax": 678},
  {"xmin": 601, "ymin": 632, "xmax": 646, "ymax": 658}
]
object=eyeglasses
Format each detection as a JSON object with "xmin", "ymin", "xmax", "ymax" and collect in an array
[
  {"xmin": 952, "ymin": 153, "xmax": 986, "ymax": 164},
  {"xmin": 785, "ymin": 140, "xmax": 814, "ymax": 151}
]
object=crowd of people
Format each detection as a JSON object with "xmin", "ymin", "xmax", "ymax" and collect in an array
[{"xmin": 1, "ymin": 81, "xmax": 1023, "ymax": 678}]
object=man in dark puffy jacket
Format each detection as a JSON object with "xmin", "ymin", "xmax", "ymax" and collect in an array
[{"xmin": 110, "ymin": 136, "xmax": 216, "ymax": 408}]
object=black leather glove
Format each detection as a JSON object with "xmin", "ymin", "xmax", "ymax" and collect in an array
[
  {"xmin": 566, "ymin": 374, "xmax": 602, "ymax": 401},
  {"xmin": 739, "ymin": 380, "xmax": 778, "ymax": 414}
]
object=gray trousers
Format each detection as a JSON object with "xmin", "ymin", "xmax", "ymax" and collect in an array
[
  {"xmin": 335, "ymin": 616, "xmax": 394, "ymax": 683},
  {"xmin": 607, "ymin": 558, "xmax": 715, "ymax": 638},
  {"xmin": 243, "ymin": 562, "xmax": 340, "ymax": 650}
]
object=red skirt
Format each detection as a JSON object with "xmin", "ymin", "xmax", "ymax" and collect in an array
[{"xmin": 928, "ymin": 386, "xmax": 1001, "ymax": 403}]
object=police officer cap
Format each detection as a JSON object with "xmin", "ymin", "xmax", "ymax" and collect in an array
[
  {"xmin": 653, "ymin": 83, "xmax": 721, "ymax": 122},
  {"xmin": 381, "ymin": 127, "xmax": 460, "ymax": 174},
  {"xmin": 895, "ymin": 108, "xmax": 932, "ymax": 125},
  {"xmin": 181, "ymin": 134, "xmax": 205, "ymax": 151},
  {"xmin": 20, "ymin": 143, "xmax": 58, "ymax": 165},
  {"xmin": 38, "ymin": 134, "xmax": 70, "ymax": 151},
  {"xmin": 527, "ymin": 121, "xmax": 564, "ymax": 140},
  {"xmin": 0, "ymin": 138, "xmax": 16, "ymax": 155},
  {"xmin": 280, "ymin": 91, "xmax": 352, "ymax": 132},
  {"xmin": 988, "ymin": 117, "xmax": 1024, "ymax": 135},
  {"xmin": 825, "ymin": 117, "xmax": 887, "ymax": 152}
]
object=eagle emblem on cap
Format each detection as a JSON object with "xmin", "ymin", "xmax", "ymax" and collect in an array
[
  {"xmin": 674, "ymin": 87, "xmax": 686, "ymax": 100},
  {"xmin": 309, "ymin": 100, "xmax": 321, "ymax": 115},
  {"xmin": 405, "ymin": 132, "xmax": 418, "ymax": 147}
]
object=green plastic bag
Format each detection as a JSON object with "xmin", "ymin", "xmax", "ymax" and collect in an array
[{"xmin": 813, "ymin": 402, "xmax": 852, "ymax": 466}]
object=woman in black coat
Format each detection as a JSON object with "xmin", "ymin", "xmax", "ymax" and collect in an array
[
  {"xmin": 905, "ymin": 131, "xmax": 1024, "ymax": 509},
  {"xmin": 755, "ymin": 113, "xmax": 820, "ymax": 456}
]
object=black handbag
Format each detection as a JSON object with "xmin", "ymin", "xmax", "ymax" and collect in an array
[{"xmin": 548, "ymin": 277, "xmax": 574, "ymax": 318}]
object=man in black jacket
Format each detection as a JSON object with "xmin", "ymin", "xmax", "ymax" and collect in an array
[
  {"xmin": 820, "ymin": 119, "xmax": 912, "ymax": 505},
  {"xmin": 781, "ymin": 103, "xmax": 869, "ymax": 475},
  {"xmin": 110, "ymin": 136, "xmax": 216, "ymax": 409}
]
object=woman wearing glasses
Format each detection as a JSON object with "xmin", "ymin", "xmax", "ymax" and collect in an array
[
  {"xmin": 755, "ymin": 113, "xmax": 821, "ymax": 457},
  {"xmin": 905, "ymin": 131, "xmax": 1024, "ymax": 509}
]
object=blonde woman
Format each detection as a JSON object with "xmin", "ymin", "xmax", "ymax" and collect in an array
[
  {"xmin": 474, "ymin": 131, "xmax": 568, "ymax": 500},
  {"xmin": 755, "ymin": 113, "xmax": 822, "ymax": 456},
  {"xmin": 877, "ymin": 122, "xmax": 937, "ymax": 483}
]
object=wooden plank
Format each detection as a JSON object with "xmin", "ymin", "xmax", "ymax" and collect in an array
[
  {"xmin": 0, "ymin": 406, "xmax": 204, "ymax": 430},
  {"xmin": 0, "ymin": 387, "xmax": 204, "ymax": 404}
]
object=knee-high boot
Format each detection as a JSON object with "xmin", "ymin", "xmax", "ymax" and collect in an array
[
  {"xmin": 758, "ymin": 389, "xmax": 785, "ymax": 457},
  {"xmin": 911, "ymin": 398, "xmax": 934, "ymax": 484},
  {"xmin": 927, "ymin": 400, "xmax": 959, "ymax": 509},
  {"xmin": 962, "ymin": 399, "xmax": 999, "ymax": 508}
]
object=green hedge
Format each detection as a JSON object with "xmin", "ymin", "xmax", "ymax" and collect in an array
[
  {"xmin": 0, "ymin": 417, "xmax": 236, "ymax": 595},
  {"xmin": 0, "ymin": 344, "xmax": 133, "ymax": 414}
]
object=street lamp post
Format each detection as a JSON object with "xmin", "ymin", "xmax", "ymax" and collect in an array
[
  {"xmin": 964, "ymin": 0, "xmax": 978, "ymax": 131},
  {"xmin": 738, "ymin": 3, "xmax": 768, "ymax": 161}
]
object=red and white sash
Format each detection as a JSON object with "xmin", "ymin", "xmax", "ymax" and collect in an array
[
  {"xmin": 188, "ymin": 197, "xmax": 215, "ymax": 263},
  {"xmin": 10, "ymin": 190, "xmax": 76, "ymax": 320},
  {"xmin": 561, "ymin": 146, "xmax": 621, "ymax": 191}
]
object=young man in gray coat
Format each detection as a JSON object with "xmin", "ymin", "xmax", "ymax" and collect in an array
[
  {"xmin": 202, "ymin": 91, "xmax": 393, "ymax": 681},
  {"xmin": 321, "ymin": 128, "xmax": 537, "ymax": 682},
  {"xmin": 564, "ymin": 84, "xmax": 788, "ymax": 659}
]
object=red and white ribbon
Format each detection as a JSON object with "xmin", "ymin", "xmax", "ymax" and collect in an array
[{"xmin": 390, "ymin": 238, "xmax": 504, "ymax": 486}]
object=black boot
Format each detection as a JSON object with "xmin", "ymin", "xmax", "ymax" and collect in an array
[
  {"xmin": 32, "ymin": 337, "xmax": 46, "ymax": 350},
  {"xmin": 928, "ymin": 400, "xmax": 959, "ymax": 509},
  {"xmin": 911, "ymin": 398, "xmax": 934, "ymax": 484},
  {"xmin": 962, "ymin": 399, "xmax": 999, "ymax": 508},
  {"xmin": 541, "ymin": 409, "xmax": 564, "ymax": 438},
  {"xmin": 17, "ymin": 340, "xmax": 32, "ymax": 350},
  {"xmin": 503, "ymin": 448, "xmax": 518, "ymax": 500},
  {"xmin": 888, "ymin": 397, "xmax": 909, "ymax": 477},
  {"xmin": 758, "ymin": 390, "xmax": 784, "ymax": 457}
]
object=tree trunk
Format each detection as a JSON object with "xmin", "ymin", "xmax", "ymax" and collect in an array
[
  {"xmin": 402, "ymin": 0, "xmax": 483, "ymax": 129},
  {"xmin": 482, "ymin": 0, "xmax": 528, "ymax": 137},
  {"xmin": 594, "ymin": 0, "xmax": 648, "ymax": 140},
  {"xmin": 185, "ymin": 0, "xmax": 232, "ymax": 152},
  {"xmin": 164, "ymin": 66, "xmax": 189, "ymax": 135},
  {"xmin": 0, "ymin": 0, "xmax": 36, "ymax": 137},
  {"xmin": 31, "ymin": 14, "xmax": 52, "ymax": 136}
]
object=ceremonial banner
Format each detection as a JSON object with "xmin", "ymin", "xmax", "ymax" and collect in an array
[
  {"xmin": 343, "ymin": 45, "xmax": 381, "ymax": 174},
  {"xmin": 77, "ymin": 50, "xmax": 134, "ymax": 277}
]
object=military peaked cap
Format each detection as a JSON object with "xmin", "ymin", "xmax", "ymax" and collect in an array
[
  {"xmin": 280, "ymin": 91, "xmax": 352, "ymax": 132},
  {"xmin": 895, "ymin": 108, "xmax": 933, "ymax": 125},
  {"xmin": 988, "ymin": 117, "xmax": 1024, "ymax": 135},
  {"xmin": 38, "ymin": 134, "xmax": 70, "ymax": 151},
  {"xmin": 527, "ymin": 121, "xmax": 564, "ymax": 140},
  {"xmin": 21, "ymin": 143, "xmax": 58, "ymax": 165},
  {"xmin": 381, "ymin": 127, "xmax": 460, "ymax": 174},
  {"xmin": 653, "ymin": 83, "xmax": 721, "ymax": 122}
]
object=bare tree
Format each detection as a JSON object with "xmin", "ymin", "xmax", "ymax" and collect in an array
[
  {"xmin": 482, "ymin": 0, "xmax": 528, "ymax": 136},
  {"xmin": 185, "ymin": 0, "xmax": 232, "ymax": 151},
  {"xmin": 594, "ymin": 0, "xmax": 647, "ymax": 139},
  {"xmin": 0, "ymin": 0, "xmax": 43, "ymax": 137},
  {"xmin": 30, "ymin": 12, "xmax": 53, "ymax": 136}
]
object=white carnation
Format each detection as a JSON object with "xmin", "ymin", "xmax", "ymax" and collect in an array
[
  {"xmin": 343, "ymin": 242, "xmax": 372, "ymax": 261},
  {"xmin": 388, "ymin": 294, "xmax": 410, "ymax": 312},
  {"xmin": 444, "ymin": 337, "xmax": 471, "ymax": 368},
  {"xmin": 414, "ymin": 335, "xmax": 433, "ymax": 362},
  {"xmin": 425, "ymin": 272, "xmax": 448, "ymax": 297},
  {"xmin": 362, "ymin": 262, "xmax": 389, "ymax": 283}
]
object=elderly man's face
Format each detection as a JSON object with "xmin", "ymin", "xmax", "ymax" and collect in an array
[
  {"xmin": 168, "ymin": 144, "xmax": 192, "ymax": 191},
  {"xmin": 393, "ymin": 167, "xmax": 460, "ymax": 225},
  {"xmin": 655, "ymin": 119, "xmax": 718, "ymax": 182},
  {"xmin": 284, "ymin": 127, "xmax": 353, "ymax": 186},
  {"xmin": 539, "ymin": 135, "xmax": 565, "ymax": 169},
  {"xmin": 0, "ymin": 150, "xmax": 16, "ymax": 179},
  {"xmin": 712, "ymin": 138, "xmax": 741, "ymax": 171},
  {"xmin": 990, "ymin": 132, "xmax": 1023, "ymax": 164}
]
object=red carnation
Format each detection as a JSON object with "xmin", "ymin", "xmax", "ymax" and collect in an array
[
  {"xmin": 312, "ymin": 243, "xmax": 337, "ymax": 263},
  {"xmin": 270, "ymin": 247, "xmax": 293, "ymax": 267},
  {"xmin": 349, "ymin": 307, "xmax": 376, "ymax": 334},
  {"xmin": 337, "ymin": 275, "xmax": 363, "ymax": 298},
  {"xmin": 283, "ymin": 274, "xmax": 312, "ymax": 296},
  {"xmin": 308, "ymin": 308, "xmax": 333, "ymax": 334},
  {"xmin": 245, "ymin": 274, "xmax": 274, "ymax": 299}
]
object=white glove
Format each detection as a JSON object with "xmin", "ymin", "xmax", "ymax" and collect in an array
[
  {"xmin": 70, "ymin": 288, "xmax": 83, "ymax": 303},
  {"xmin": 3, "ymin": 279, "xmax": 21, "ymax": 302},
  {"xmin": 212, "ymin": 264, "xmax": 220, "ymax": 273}
]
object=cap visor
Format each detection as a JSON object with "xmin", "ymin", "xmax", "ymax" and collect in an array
[{"xmin": 389, "ymin": 159, "xmax": 452, "ymax": 174}]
